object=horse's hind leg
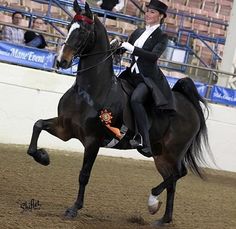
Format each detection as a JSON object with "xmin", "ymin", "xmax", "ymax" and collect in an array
[
  {"xmin": 161, "ymin": 163, "xmax": 187, "ymax": 224},
  {"xmin": 149, "ymin": 161, "xmax": 187, "ymax": 225},
  {"xmin": 27, "ymin": 117, "xmax": 72, "ymax": 166}
]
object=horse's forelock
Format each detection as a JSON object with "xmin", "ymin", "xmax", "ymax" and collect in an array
[{"xmin": 65, "ymin": 22, "xmax": 81, "ymax": 42}]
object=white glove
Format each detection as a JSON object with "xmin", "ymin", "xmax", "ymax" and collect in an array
[{"xmin": 121, "ymin": 42, "xmax": 134, "ymax": 54}]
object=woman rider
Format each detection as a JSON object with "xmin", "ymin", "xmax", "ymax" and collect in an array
[{"xmin": 119, "ymin": 0, "xmax": 175, "ymax": 157}]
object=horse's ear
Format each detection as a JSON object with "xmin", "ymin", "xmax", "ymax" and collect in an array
[
  {"xmin": 73, "ymin": 0, "xmax": 82, "ymax": 14},
  {"xmin": 84, "ymin": 2, "xmax": 93, "ymax": 19}
]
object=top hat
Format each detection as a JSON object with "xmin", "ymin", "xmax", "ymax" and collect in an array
[{"xmin": 146, "ymin": 0, "xmax": 168, "ymax": 18}]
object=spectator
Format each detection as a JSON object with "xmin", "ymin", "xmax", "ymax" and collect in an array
[
  {"xmin": 24, "ymin": 18, "xmax": 47, "ymax": 49},
  {"xmin": 97, "ymin": 0, "xmax": 124, "ymax": 19},
  {"xmin": 97, "ymin": 0, "xmax": 124, "ymax": 13},
  {"xmin": 2, "ymin": 11, "xmax": 24, "ymax": 44}
]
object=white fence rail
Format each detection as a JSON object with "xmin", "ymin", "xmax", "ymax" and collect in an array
[{"xmin": 0, "ymin": 62, "xmax": 236, "ymax": 172}]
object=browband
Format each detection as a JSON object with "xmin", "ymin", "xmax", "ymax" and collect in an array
[{"xmin": 74, "ymin": 14, "xmax": 94, "ymax": 24}]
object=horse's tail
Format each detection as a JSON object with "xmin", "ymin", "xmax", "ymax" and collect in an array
[{"xmin": 172, "ymin": 77, "xmax": 211, "ymax": 179}]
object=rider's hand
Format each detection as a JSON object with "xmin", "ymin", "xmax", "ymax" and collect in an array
[{"xmin": 121, "ymin": 42, "xmax": 134, "ymax": 54}]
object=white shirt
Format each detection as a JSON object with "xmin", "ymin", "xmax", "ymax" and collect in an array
[{"xmin": 131, "ymin": 24, "xmax": 160, "ymax": 73}]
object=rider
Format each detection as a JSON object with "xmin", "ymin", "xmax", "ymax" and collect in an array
[{"xmin": 119, "ymin": 0, "xmax": 175, "ymax": 157}]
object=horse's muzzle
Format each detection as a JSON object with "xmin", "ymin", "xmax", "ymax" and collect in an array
[{"xmin": 56, "ymin": 59, "xmax": 70, "ymax": 69}]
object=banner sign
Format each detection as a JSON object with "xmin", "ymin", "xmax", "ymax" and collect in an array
[
  {"xmin": 210, "ymin": 85, "xmax": 236, "ymax": 106},
  {"xmin": 0, "ymin": 41, "xmax": 56, "ymax": 70},
  {"xmin": 193, "ymin": 81, "xmax": 208, "ymax": 97},
  {"xmin": 166, "ymin": 76, "xmax": 178, "ymax": 88}
]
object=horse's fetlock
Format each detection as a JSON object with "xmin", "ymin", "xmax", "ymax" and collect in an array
[
  {"xmin": 27, "ymin": 148, "xmax": 35, "ymax": 156},
  {"xmin": 151, "ymin": 187, "xmax": 162, "ymax": 196}
]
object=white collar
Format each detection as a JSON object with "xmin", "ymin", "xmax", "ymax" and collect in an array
[{"xmin": 145, "ymin": 24, "xmax": 160, "ymax": 32}]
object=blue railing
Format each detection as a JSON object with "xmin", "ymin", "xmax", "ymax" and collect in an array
[{"xmin": 0, "ymin": 41, "xmax": 235, "ymax": 107}]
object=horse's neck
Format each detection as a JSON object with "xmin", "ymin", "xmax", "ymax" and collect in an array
[{"xmin": 77, "ymin": 22, "xmax": 114, "ymax": 101}]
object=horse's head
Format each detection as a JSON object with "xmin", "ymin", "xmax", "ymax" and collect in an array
[{"xmin": 57, "ymin": 1, "xmax": 95, "ymax": 69}]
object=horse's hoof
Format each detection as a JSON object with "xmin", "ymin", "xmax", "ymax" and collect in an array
[
  {"xmin": 64, "ymin": 207, "xmax": 78, "ymax": 219},
  {"xmin": 30, "ymin": 148, "xmax": 50, "ymax": 166},
  {"xmin": 152, "ymin": 218, "xmax": 172, "ymax": 227},
  {"xmin": 148, "ymin": 201, "xmax": 162, "ymax": 215},
  {"xmin": 148, "ymin": 194, "xmax": 162, "ymax": 215}
]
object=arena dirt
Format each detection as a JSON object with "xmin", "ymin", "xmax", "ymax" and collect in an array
[{"xmin": 0, "ymin": 144, "xmax": 235, "ymax": 229}]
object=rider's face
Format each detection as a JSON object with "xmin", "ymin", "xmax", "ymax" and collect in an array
[{"xmin": 145, "ymin": 8, "xmax": 163, "ymax": 26}]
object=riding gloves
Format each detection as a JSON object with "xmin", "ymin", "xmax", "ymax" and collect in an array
[{"xmin": 121, "ymin": 42, "xmax": 134, "ymax": 54}]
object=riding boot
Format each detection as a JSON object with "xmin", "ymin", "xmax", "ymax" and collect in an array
[{"xmin": 130, "ymin": 102, "xmax": 152, "ymax": 157}]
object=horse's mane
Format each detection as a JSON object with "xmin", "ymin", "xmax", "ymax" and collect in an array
[{"xmin": 93, "ymin": 16, "xmax": 110, "ymax": 49}]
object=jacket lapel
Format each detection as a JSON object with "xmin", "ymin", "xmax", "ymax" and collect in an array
[
  {"xmin": 142, "ymin": 27, "xmax": 162, "ymax": 49},
  {"xmin": 131, "ymin": 27, "xmax": 163, "ymax": 49}
]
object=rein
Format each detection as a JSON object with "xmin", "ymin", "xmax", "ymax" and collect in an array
[{"xmin": 73, "ymin": 46, "xmax": 121, "ymax": 74}]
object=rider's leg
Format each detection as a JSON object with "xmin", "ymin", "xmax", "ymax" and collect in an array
[{"xmin": 130, "ymin": 82, "xmax": 151, "ymax": 154}]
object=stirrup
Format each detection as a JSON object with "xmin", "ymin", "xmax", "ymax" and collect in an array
[{"xmin": 129, "ymin": 133, "xmax": 143, "ymax": 148}]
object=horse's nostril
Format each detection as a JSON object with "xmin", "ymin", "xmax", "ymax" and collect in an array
[{"xmin": 56, "ymin": 59, "xmax": 68, "ymax": 69}]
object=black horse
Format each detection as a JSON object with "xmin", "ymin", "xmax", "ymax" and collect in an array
[{"xmin": 27, "ymin": 1, "xmax": 211, "ymax": 226}]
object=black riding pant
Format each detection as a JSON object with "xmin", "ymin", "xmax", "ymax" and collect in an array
[{"xmin": 130, "ymin": 82, "xmax": 151, "ymax": 147}]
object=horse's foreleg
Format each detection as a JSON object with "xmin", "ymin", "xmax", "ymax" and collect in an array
[
  {"xmin": 65, "ymin": 141, "xmax": 99, "ymax": 218},
  {"xmin": 27, "ymin": 118, "xmax": 71, "ymax": 166}
]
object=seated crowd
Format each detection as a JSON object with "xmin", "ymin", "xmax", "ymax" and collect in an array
[{"xmin": 1, "ymin": 11, "xmax": 47, "ymax": 49}]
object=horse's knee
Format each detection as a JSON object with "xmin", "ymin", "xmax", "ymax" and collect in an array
[{"xmin": 79, "ymin": 171, "xmax": 90, "ymax": 186}]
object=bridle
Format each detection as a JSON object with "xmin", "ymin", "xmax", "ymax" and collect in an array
[
  {"xmin": 63, "ymin": 14, "xmax": 95, "ymax": 57},
  {"xmin": 63, "ymin": 14, "xmax": 122, "ymax": 75}
]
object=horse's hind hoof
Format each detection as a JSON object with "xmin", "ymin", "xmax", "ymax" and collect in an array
[
  {"xmin": 148, "ymin": 194, "xmax": 162, "ymax": 215},
  {"xmin": 64, "ymin": 207, "xmax": 78, "ymax": 219},
  {"xmin": 32, "ymin": 148, "xmax": 50, "ymax": 166},
  {"xmin": 152, "ymin": 218, "xmax": 172, "ymax": 227}
]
